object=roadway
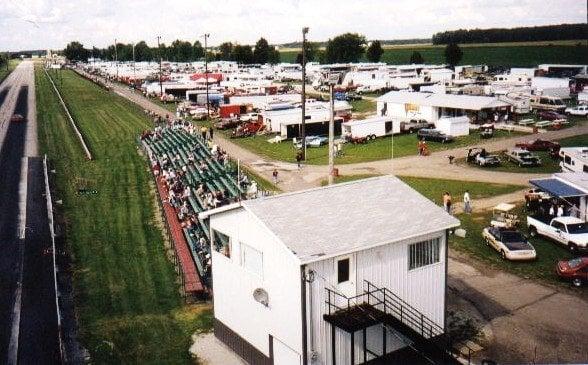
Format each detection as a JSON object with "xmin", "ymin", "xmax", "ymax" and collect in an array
[{"xmin": 0, "ymin": 61, "xmax": 60, "ymax": 364}]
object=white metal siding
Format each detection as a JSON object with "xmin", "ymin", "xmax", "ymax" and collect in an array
[
  {"xmin": 304, "ymin": 230, "xmax": 446, "ymax": 364},
  {"xmin": 210, "ymin": 208, "xmax": 303, "ymax": 358}
]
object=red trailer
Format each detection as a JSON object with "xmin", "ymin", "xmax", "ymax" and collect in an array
[{"xmin": 220, "ymin": 104, "xmax": 241, "ymax": 119}]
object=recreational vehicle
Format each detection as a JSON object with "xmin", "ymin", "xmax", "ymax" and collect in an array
[{"xmin": 559, "ymin": 147, "xmax": 588, "ymax": 173}]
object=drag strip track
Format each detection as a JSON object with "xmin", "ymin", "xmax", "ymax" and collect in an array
[
  {"xmin": 0, "ymin": 86, "xmax": 28, "ymax": 361},
  {"xmin": 18, "ymin": 157, "xmax": 60, "ymax": 364}
]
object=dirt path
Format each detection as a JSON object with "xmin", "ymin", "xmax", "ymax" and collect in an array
[{"xmin": 448, "ymin": 250, "xmax": 588, "ymax": 364}]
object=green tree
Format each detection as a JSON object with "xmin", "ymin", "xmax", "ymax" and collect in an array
[
  {"xmin": 444, "ymin": 43, "xmax": 463, "ymax": 67},
  {"xmin": 170, "ymin": 40, "xmax": 193, "ymax": 62},
  {"xmin": 63, "ymin": 41, "xmax": 88, "ymax": 62},
  {"xmin": 192, "ymin": 41, "xmax": 204, "ymax": 60},
  {"xmin": 233, "ymin": 44, "xmax": 253, "ymax": 64},
  {"xmin": 218, "ymin": 42, "xmax": 233, "ymax": 61},
  {"xmin": 253, "ymin": 37, "xmax": 271, "ymax": 64},
  {"xmin": 267, "ymin": 47, "xmax": 280, "ymax": 64},
  {"xmin": 134, "ymin": 41, "xmax": 151, "ymax": 61},
  {"xmin": 409, "ymin": 51, "xmax": 424, "ymax": 64},
  {"xmin": 366, "ymin": 40, "xmax": 384, "ymax": 62},
  {"xmin": 295, "ymin": 42, "xmax": 317, "ymax": 65},
  {"xmin": 325, "ymin": 33, "xmax": 366, "ymax": 63}
]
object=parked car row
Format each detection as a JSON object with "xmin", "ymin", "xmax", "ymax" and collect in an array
[{"xmin": 479, "ymin": 202, "xmax": 587, "ymax": 287}]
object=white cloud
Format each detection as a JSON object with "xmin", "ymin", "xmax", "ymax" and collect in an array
[{"xmin": 0, "ymin": 0, "xmax": 586, "ymax": 51}]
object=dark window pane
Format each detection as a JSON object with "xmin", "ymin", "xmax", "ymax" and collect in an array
[{"xmin": 337, "ymin": 258, "xmax": 350, "ymax": 283}]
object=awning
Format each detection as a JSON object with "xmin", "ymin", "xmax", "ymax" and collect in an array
[{"xmin": 529, "ymin": 178, "xmax": 586, "ymax": 198}]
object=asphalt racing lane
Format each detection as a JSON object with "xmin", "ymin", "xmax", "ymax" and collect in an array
[{"xmin": 18, "ymin": 157, "xmax": 60, "ymax": 365}]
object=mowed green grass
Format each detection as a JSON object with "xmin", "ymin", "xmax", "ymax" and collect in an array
[
  {"xmin": 280, "ymin": 43, "xmax": 587, "ymax": 66},
  {"xmin": 228, "ymin": 129, "xmax": 524, "ymax": 165},
  {"xmin": 321, "ymin": 175, "xmax": 522, "ymax": 205},
  {"xmin": 0, "ymin": 59, "xmax": 20, "ymax": 83},
  {"xmin": 451, "ymin": 206, "xmax": 575, "ymax": 285},
  {"xmin": 36, "ymin": 67, "xmax": 212, "ymax": 363}
]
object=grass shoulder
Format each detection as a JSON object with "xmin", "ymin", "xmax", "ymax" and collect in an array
[{"xmin": 35, "ymin": 66, "xmax": 211, "ymax": 363}]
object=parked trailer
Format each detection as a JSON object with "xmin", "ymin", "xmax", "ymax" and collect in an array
[
  {"xmin": 342, "ymin": 116, "xmax": 400, "ymax": 140},
  {"xmin": 559, "ymin": 147, "xmax": 588, "ymax": 173}
]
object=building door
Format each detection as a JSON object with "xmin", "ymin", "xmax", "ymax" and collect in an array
[
  {"xmin": 273, "ymin": 337, "xmax": 301, "ymax": 365},
  {"xmin": 335, "ymin": 254, "xmax": 356, "ymax": 300}
]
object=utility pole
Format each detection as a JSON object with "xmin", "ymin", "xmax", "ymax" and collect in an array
[
  {"xmin": 114, "ymin": 38, "xmax": 118, "ymax": 79},
  {"xmin": 204, "ymin": 33, "xmax": 210, "ymax": 120},
  {"xmin": 327, "ymin": 74, "xmax": 337, "ymax": 185},
  {"xmin": 132, "ymin": 42, "xmax": 136, "ymax": 86},
  {"xmin": 301, "ymin": 27, "xmax": 309, "ymax": 160},
  {"xmin": 157, "ymin": 36, "xmax": 163, "ymax": 96}
]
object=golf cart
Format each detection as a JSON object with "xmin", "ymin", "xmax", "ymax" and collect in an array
[
  {"xmin": 490, "ymin": 203, "xmax": 520, "ymax": 229},
  {"xmin": 480, "ymin": 123, "xmax": 494, "ymax": 138}
]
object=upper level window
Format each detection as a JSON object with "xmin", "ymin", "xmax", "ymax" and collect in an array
[
  {"xmin": 213, "ymin": 229, "xmax": 231, "ymax": 258},
  {"xmin": 408, "ymin": 238, "xmax": 440, "ymax": 270},
  {"xmin": 241, "ymin": 243, "xmax": 263, "ymax": 278}
]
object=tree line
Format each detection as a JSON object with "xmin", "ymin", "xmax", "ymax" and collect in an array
[
  {"xmin": 62, "ymin": 32, "xmax": 466, "ymax": 66},
  {"xmin": 432, "ymin": 23, "xmax": 587, "ymax": 44},
  {"xmin": 63, "ymin": 37, "xmax": 282, "ymax": 64}
]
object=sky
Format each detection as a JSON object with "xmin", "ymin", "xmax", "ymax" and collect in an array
[{"xmin": 1, "ymin": 0, "xmax": 587, "ymax": 51}]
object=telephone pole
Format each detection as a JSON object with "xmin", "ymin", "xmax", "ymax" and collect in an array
[
  {"xmin": 203, "ymin": 33, "xmax": 210, "ymax": 120},
  {"xmin": 301, "ymin": 27, "xmax": 309, "ymax": 160},
  {"xmin": 157, "ymin": 36, "xmax": 163, "ymax": 96},
  {"xmin": 132, "ymin": 43, "xmax": 136, "ymax": 86},
  {"xmin": 327, "ymin": 74, "xmax": 338, "ymax": 185},
  {"xmin": 114, "ymin": 38, "xmax": 118, "ymax": 79}
]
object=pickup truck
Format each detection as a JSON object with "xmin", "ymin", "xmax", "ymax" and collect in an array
[
  {"xmin": 506, "ymin": 148, "xmax": 541, "ymax": 167},
  {"xmin": 527, "ymin": 216, "xmax": 588, "ymax": 253},
  {"xmin": 400, "ymin": 120, "xmax": 434, "ymax": 134}
]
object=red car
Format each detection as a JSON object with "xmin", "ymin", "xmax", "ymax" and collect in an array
[
  {"xmin": 556, "ymin": 257, "xmax": 588, "ymax": 287},
  {"xmin": 537, "ymin": 110, "xmax": 567, "ymax": 121},
  {"xmin": 10, "ymin": 114, "xmax": 25, "ymax": 123},
  {"xmin": 515, "ymin": 139, "xmax": 560, "ymax": 152}
]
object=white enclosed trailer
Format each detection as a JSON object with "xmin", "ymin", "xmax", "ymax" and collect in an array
[{"xmin": 342, "ymin": 116, "xmax": 400, "ymax": 139}]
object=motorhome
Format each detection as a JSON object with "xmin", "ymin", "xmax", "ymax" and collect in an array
[
  {"xmin": 559, "ymin": 147, "xmax": 588, "ymax": 173},
  {"xmin": 529, "ymin": 95, "xmax": 566, "ymax": 112}
]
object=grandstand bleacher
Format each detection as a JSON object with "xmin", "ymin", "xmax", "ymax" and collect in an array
[{"xmin": 141, "ymin": 124, "xmax": 256, "ymax": 297}]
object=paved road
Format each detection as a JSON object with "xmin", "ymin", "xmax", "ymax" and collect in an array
[
  {"xmin": 0, "ymin": 61, "xmax": 59, "ymax": 364},
  {"xmin": 449, "ymin": 251, "xmax": 588, "ymax": 364}
]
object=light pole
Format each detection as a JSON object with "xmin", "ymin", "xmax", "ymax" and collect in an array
[
  {"xmin": 114, "ymin": 38, "xmax": 118, "ymax": 79},
  {"xmin": 132, "ymin": 42, "xmax": 136, "ymax": 86},
  {"xmin": 203, "ymin": 33, "xmax": 210, "ymax": 120},
  {"xmin": 301, "ymin": 27, "xmax": 309, "ymax": 160},
  {"xmin": 327, "ymin": 74, "xmax": 338, "ymax": 185},
  {"xmin": 157, "ymin": 36, "xmax": 163, "ymax": 97}
]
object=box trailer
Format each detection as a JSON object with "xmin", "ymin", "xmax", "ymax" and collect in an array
[
  {"xmin": 342, "ymin": 116, "xmax": 401, "ymax": 139},
  {"xmin": 219, "ymin": 104, "xmax": 241, "ymax": 118}
]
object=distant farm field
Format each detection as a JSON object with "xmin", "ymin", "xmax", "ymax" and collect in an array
[{"xmin": 279, "ymin": 40, "xmax": 588, "ymax": 67}]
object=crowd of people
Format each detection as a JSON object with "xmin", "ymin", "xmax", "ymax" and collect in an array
[{"xmin": 142, "ymin": 117, "xmax": 262, "ymax": 284}]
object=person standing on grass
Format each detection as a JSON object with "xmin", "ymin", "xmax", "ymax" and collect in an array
[
  {"xmin": 209, "ymin": 126, "xmax": 214, "ymax": 140},
  {"xmin": 443, "ymin": 191, "xmax": 452, "ymax": 214},
  {"xmin": 296, "ymin": 151, "xmax": 303, "ymax": 169},
  {"xmin": 272, "ymin": 169, "xmax": 279, "ymax": 184},
  {"xmin": 463, "ymin": 190, "xmax": 472, "ymax": 214}
]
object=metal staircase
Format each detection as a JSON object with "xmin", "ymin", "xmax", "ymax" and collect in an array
[{"xmin": 323, "ymin": 280, "xmax": 471, "ymax": 364}]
